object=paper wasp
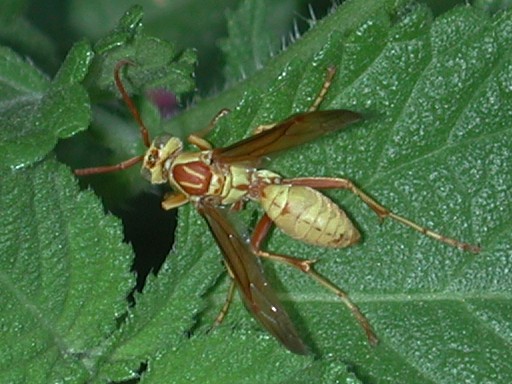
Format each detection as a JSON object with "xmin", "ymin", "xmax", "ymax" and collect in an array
[{"xmin": 75, "ymin": 61, "xmax": 480, "ymax": 354}]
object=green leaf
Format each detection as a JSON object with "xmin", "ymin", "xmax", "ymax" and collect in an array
[
  {"xmin": 95, "ymin": 204, "xmax": 226, "ymax": 380},
  {"xmin": 162, "ymin": 2, "xmax": 511, "ymax": 383},
  {"xmin": 140, "ymin": 326, "xmax": 315, "ymax": 384},
  {"xmin": 220, "ymin": 0, "xmax": 297, "ymax": 81},
  {"xmin": 66, "ymin": 0, "xmax": 243, "ymax": 90},
  {"xmin": 0, "ymin": 41, "xmax": 93, "ymax": 170},
  {"xmin": 88, "ymin": 5, "xmax": 196, "ymax": 95},
  {"xmin": 0, "ymin": 159, "xmax": 134, "ymax": 383}
]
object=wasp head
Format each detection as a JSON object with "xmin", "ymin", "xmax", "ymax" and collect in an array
[{"xmin": 141, "ymin": 135, "xmax": 183, "ymax": 184}]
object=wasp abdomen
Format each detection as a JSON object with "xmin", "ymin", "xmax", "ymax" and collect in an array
[{"xmin": 260, "ymin": 185, "xmax": 360, "ymax": 248}]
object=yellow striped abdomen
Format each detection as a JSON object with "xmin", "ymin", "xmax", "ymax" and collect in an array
[{"xmin": 260, "ymin": 184, "xmax": 360, "ymax": 248}]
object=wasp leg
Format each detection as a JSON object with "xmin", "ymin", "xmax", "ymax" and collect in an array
[
  {"xmin": 189, "ymin": 108, "xmax": 231, "ymax": 150},
  {"xmin": 210, "ymin": 279, "xmax": 237, "ymax": 331},
  {"xmin": 252, "ymin": 123, "xmax": 278, "ymax": 135},
  {"xmin": 250, "ymin": 213, "xmax": 378, "ymax": 346},
  {"xmin": 188, "ymin": 134, "xmax": 213, "ymax": 150},
  {"xmin": 161, "ymin": 192, "xmax": 189, "ymax": 210},
  {"xmin": 307, "ymin": 66, "xmax": 336, "ymax": 112},
  {"xmin": 287, "ymin": 177, "xmax": 481, "ymax": 253},
  {"xmin": 253, "ymin": 66, "xmax": 337, "ymax": 135}
]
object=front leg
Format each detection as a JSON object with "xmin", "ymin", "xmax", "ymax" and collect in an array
[{"xmin": 161, "ymin": 192, "xmax": 189, "ymax": 210}]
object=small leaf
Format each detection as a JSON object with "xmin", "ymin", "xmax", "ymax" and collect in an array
[
  {"xmin": 66, "ymin": 0, "xmax": 250, "ymax": 90},
  {"xmin": 93, "ymin": 4, "xmax": 144, "ymax": 54},
  {"xmin": 0, "ymin": 43, "xmax": 93, "ymax": 169},
  {"xmin": 53, "ymin": 40, "xmax": 95, "ymax": 85},
  {"xmin": 88, "ymin": 5, "xmax": 196, "ymax": 95}
]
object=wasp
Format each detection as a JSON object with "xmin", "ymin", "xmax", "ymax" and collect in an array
[{"xmin": 75, "ymin": 61, "xmax": 480, "ymax": 354}]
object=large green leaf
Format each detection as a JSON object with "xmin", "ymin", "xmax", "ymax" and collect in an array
[
  {"xmin": 0, "ymin": 159, "xmax": 134, "ymax": 383},
  {"xmin": 0, "ymin": 1, "xmax": 510, "ymax": 383},
  {"xmin": 151, "ymin": 2, "xmax": 511, "ymax": 383}
]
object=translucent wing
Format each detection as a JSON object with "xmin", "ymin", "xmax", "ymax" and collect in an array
[
  {"xmin": 197, "ymin": 201, "xmax": 309, "ymax": 355},
  {"xmin": 213, "ymin": 110, "xmax": 361, "ymax": 163}
]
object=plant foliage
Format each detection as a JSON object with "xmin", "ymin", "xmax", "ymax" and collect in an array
[{"xmin": 0, "ymin": 0, "xmax": 510, "ymax": 383}]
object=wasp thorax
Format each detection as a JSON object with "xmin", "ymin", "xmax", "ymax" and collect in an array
[{"xmin": 141, "ymin": 135, "xmax": 183, "ymax": 184}]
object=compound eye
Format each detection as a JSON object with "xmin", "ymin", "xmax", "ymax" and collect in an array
[{"xmin": 145, "ymin": 148, "xmax": 159, "ymax": 168}]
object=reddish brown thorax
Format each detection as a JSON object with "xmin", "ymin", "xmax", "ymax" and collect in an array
[{"xmin": 172, "ymin": 161, "xmax": 212, "ymax": 195}]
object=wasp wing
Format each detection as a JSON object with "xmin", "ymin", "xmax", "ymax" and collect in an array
[
  {"xmin": 213, "ymin": 110, "xmax": 361, "ymax": 163},
  {"xmin": 197, "ymin": 201, "xmax": 309, "ymax": 355}
]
